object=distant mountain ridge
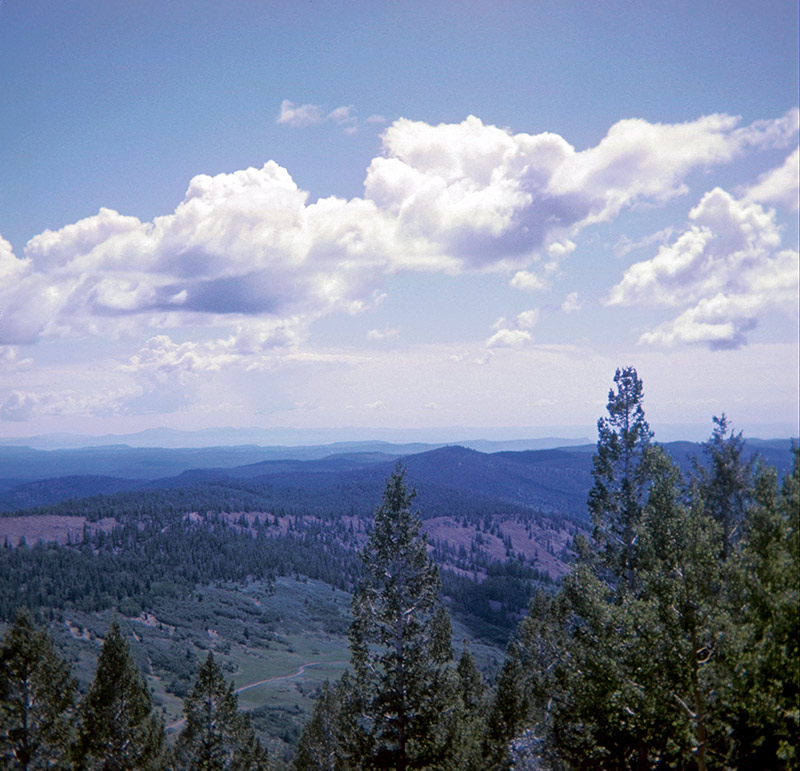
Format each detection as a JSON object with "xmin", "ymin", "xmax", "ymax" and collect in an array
[
  {"xmin": 0, "ymin": 438, "xmax": 591, "ymax": 487},
  {"xmin": 1, "ymin": 438, "xmax": 795, "ymax": 517},
  {"xmin": 0, "ymin": 426, "xmax": 593, "ymax": 451}
]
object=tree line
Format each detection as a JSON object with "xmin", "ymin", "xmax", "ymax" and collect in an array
[
  {"xmin": 295, "ymin": 367, "xmax": 798, "ymax": 769},
  {"xmin": 1, "ymin": 366, "xmax": 797, "ymax": 768},
  {"xmin": 0, "ymin": 612, "xmax": 268, "ymax": 769}
]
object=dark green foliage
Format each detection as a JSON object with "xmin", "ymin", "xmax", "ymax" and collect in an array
[
  {"xmin": 293, "ymin": 681, "xmax": 342, "ymax": 771},
  {"xmin": 441, "ymin": 561, "xmax": 554, "ymax": 646},
  {"xmin": 691, "ymin": 413, "xmax": 755, "ymax": 559},
  {"xmin": 73, "ymin": 620, "xmax": 167, "ymax": 770},
  {"xmin": 296, "ymin": 466, "xmax": 463, "ymax": 770},
  {"xmin": 347, "ymin": 465, "xmax": 455, "ymax": 770},
  {"xmin": 492, "ymin": 375, "xmax": 799, "ymax": 770},
  {"xmin": 0, "ymin": 610, "xmax": 76, "ymax": 769},
  {"xmin": 484, "ymin": 589, "xmax": 569, "ymax": 769},
  {"xmin": 588, "ymin": 366, "xmax": 654, "ymax": 589},
  {"xmin": 444, "ymin": 650, "xmax": 488, "ymax": 771},
  {"xmin": 723, "ymin": 453, "xmax": 800, "ymax": 766},
  {"xmin": 0, "ymin": 515, "xmax": 361, "ymax": 620},
  {"xmin": 174, "ymin": 652, "xmax": 268, "ymax": 770}
]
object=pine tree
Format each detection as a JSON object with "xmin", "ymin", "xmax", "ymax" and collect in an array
[
  {"xmin": 588, "ymin": 366, "xmax": 654, "ymax": 589},
  {"xmin": 347, "ymin": 464, "xmax": 454, "ymax": 770},
  {"xmin": 634, "ymin": 449, "xmax": 727, "ymax": 770},
  {"xmin": 294, "ymin": 681, "xmax": 342, "ymax": 771},
  {"xmin": 691, "ymin": 414, "xmax": 755, "ymax": 559},
  {"xmin": 723, "ymin": 451, "xmax": 800, "ymax": 767},
  {"xmin": 445, "ymin": 649, "xmax": 487, "ymax": 771},
  {"xmin": 74, "ymin": 620, "xmax": 167, "ymax": 770},
  {"xmin": 174, "ymin": 652, "xmax": 268, "ymax": 771},
  {"xmin": 0, "ymin": 610, "xmax": 76, "ymax": 770}
]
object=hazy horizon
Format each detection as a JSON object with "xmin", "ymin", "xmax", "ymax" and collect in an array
[
  {"xmin": 1, "ymin": 2, "xmax": 797, "ymax": 442},
  {"xmin": 1, "ymin": 420, "xmax": 796, "ymax": 452}
]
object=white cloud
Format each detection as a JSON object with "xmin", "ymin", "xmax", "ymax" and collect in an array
[
  {"xmin": 547, "ymin": 239, "xmax": 576, "ymax": 258},
  {"xmin": 0, "ymin": 346, "xmax": 33, "ymax": 371},
  {"xmin": 366, "ymin": 327, "xmax": 400, "ymax": 340},
  {"xmin": 3, "ymin": 109, "xmax": 797, "ymax": 359},
  {"xmin": 509, "ymin": 271, "xmax": 547, "ymax": 291},
  {"xmin": 609, "ymin": 187, "xmax": 799, "ymax": 348},
  {"xmin": 486, "ymin": 328, "xmax": 532, "ymax": 348},
  {"xmin": 277, "ymin": 99, "xmax": 324, "ymax": 127},
  {"xmin": 516, "ymin": 309, "xmax": 540, "ymax": 329},
  {"xmin": 550, "ymin": 110, "xmax": 799, "ymax": 224},
  {"xmin": 486, "ymin": 308, "xmax": 539, "ymax": 347},
  {"xmin": 124, "ymin": 318, "xmax": 307, "ymax": 380},
  {"xmin": 0, "ymin": 235, "xmax": 28, "ymax": 280},
  {"xmin": 327, "ymin": 105, "xmax": 358, "ymax": 134},
  {"xmin": 0, "ymin": 385, "xmax": 143, "ymax": 422},
  {"xmin": 278, "ymin": 100, "xmax": 362, "ymax": 133},
  {"xmin": 561, "ymin": 292, "xmax": 582, "ymax": 313},
  {"xmin": 614, "ymin": 227, "xmax": 676, "ymax": 258},
  {"xmin": 742, "ymin": 147, "xmax": 800, "ymax": 212}
]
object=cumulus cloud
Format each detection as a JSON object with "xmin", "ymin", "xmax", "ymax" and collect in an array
[
  {"xmin": 515, "ymin": 309, "xmax": 540, "ymax": 328},
  {"xmin": 0, "ymin": 385, "xmax": 143, "ymax": 422},
  {"xmin": 614, "ymin": 227, "xmax": 676, "ymax": 258},
  {"xmin": 487, "ymin": 308, "xmax": 539, "ymax": 347},
  {"xmin": 548, "ymin": 110, "xmax": 798, "ymax": 224},
  {"xmin": 3, "ymin": 109, "xmax": 797, "ymax": 360},
  {"xmin": 609, "ymin": 187, "xmax": 799, "ymax": 348},
  {"xmin": 561, "ymin": 292, "xmax": 582, "ymax": 313},
  {"xmin": 0, "ymin": 346, "xmax": 33, "ymax": 371},
  {"xmin": 125, "ymin": 318, "xmax": 307, "ymax": 380},
  {"xmin": 486, "ymin": 328, "xmax": 532, "ymax": 348},
  {"xmin": 509, "ymin": 271, "xmax": 548, "ymax": 291},
  {"xmin": 277, "ymin": 100, "xmax": 361, "ymax": 133},
  {"xmin": 327, "ymin": 105, "xmax": 359, "ymax": 134},
  {"xmin": 277, "ymin": 100, "xmax": 324, "ymax": 127},
  {"xmin": 742, "ymin": 147, "xmax": 800, "ymax": 211}
]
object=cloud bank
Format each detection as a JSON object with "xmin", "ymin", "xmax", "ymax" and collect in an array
[
  {"xmin": 1, "ymin": 110, "xmax": 797, "ymax": 372},
  {"xmin": 608, "ymin": 175, "xmax": 799, "ymax": 348}
]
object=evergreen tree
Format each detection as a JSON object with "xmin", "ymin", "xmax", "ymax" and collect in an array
[
  {"xmin": 633, "ymin": 449, "xmax": 728, "ymax": 770},
  {"xmin": 723, "ymin": 452, "xmax": 799, "ymax": 767},
  {"xmin": 0, "ymin": 610, "xmax": 76, "ymax": 770},
  {"xmin": 294, "ymin": 681, "xmax": 342, "ymax": 771},
  {"xmin": 484, "ymin": 589, "xmax": 567, "ymax": 769},
  {"xmin": 347, "ymin": 464, "xmax": 454, "ymax": 770},
  {"xmin": 74, "ymin": 620, "xmax": 167, "ymax": 770},
  {"xmin": 588, "ymin": 366, "xmax": 654, "ymax": 588},
  {"xmin": 173, "ymin": 652, "xmax": 268, "ymax": 771},
  {"xmin": 446, "ymin": 649, "xmax": 487, "ymax": 771},
  {"xmin": 691, "ymin": 413, "xmax": 755, "ymax": 559}
]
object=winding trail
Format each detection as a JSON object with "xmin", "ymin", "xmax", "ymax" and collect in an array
[
  {"xmin": 234, "ymin": 660, "xmax": 347, "ymax": 694},
  {"xmin": 166, "ymin": 659, "xmax": 348, "ymax": 732}
]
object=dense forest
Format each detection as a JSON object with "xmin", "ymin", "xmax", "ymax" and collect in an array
[{"xmin": 1, "ymin": 367, "xmax": 797, "ymax": 769}]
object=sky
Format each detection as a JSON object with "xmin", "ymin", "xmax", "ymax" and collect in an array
[{"xmin": 1, "ymin": 0, "xmax": 798, "ymax": 445}]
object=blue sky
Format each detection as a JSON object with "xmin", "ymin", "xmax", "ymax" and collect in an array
[{"xmin": 1, "ymin": 0, "xmax": 798, "ymax": 443}]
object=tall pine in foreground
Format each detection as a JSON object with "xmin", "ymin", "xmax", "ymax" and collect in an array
[
  {"xmin": 488, "ymin": 368, "xmax": 799, "ymax": 770},
  {"xmin": 348, "ymin": 464, "xmax": 454, "ymax": 770},
  {"xmin": 691, "ymin": 413, "xmax": 755, "ymax": 559},
  {"xmin": 296, "ymin": 465, "xmax": 460, "ymax": 770},
  {"xmin": 173, "ymin": 652, "xmax": 268, "ymax": 771},
  {"xmin": 73, "ymin": 620, "xmax": 167, "ymax": 771},
  {"xmin": 293, "ymin": 680, "xmax": 343, "ymax": 771},
  {"xmin": 588, "ymin": 365, "xmax": 654, "ymax": 589},
  {"xmin": 0, "ymin": 610, "xmax": 76, "ymax": 770}
]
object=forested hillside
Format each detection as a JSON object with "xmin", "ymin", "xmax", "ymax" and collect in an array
[{"xmin": 1, "ymin": 368, "xmax": 797, "ymax": 768}]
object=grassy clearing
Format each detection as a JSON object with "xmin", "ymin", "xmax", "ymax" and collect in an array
[{"xmin": 10, "ymin": 574, "xmax": 503, "ymax": 766}]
